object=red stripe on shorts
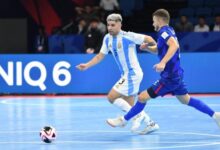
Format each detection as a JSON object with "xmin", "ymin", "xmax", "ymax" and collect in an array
[{"xmin": 155, "ymin": 84, "xmax": 163, "ymax": 94}]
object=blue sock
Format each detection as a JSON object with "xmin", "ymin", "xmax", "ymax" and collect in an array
[
  {"xmin": 188, "ymin": 97, "xmax": 215, "ymax": 117},
  {"xmin": 124, "ymin": 101, "xmax": 146, "ymax": 121}
]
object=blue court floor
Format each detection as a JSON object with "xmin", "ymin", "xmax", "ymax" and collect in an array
[{"xmin": 0, "ymin": 95, "xmax": 220, "ymax": 150}]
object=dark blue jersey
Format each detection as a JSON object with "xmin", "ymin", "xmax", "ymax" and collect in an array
[{"xmin": 157, "ymin": 25, "xmax": 184, "ymax": 79}]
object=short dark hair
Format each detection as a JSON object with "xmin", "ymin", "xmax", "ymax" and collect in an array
[
  {"xmin": 90, "ymin": 17, "xmax": 100, "ymax": 23},
  {"xmin": 153, "ymin": 9, "xmax": 170, "ymax": 24}
]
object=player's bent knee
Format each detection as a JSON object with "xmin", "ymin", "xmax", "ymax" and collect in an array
[
  {"xmin": 107, "ymin": 94, "xmax": 115, "ymax": 104},
  {"xmin": 177, "ymin": 97, "xmax": 189, "ymax": 105},
  {"xmin": 138, "ymin": 91, "xmax": 150, "ymax": 103},
  {"xmin": 147, "ymin": 87, "xmax": 158, "ymax": 99},
  {"xmin": 138, "ymin": 95, "xmax": 146, "ymax": 103}
]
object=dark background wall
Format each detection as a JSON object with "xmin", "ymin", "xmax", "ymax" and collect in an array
[{"xmin": 0, "ymin": 19, "xmax": 27, "ymax": 53}]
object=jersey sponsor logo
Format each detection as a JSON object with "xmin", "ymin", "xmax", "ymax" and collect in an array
[{"xmin": 161, "ymin": 32, "xmax": 169, "ymax": 39}]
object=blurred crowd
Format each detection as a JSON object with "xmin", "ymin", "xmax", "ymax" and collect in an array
[
  {"xmin": 175, "ymin": 15, "xmax": 220, "ymax": 32},
  {"xmin": 35, "ymin": 0, "xmax": 220, "ymax": 54},
  {"xmin": 36, "ymin": 0, "xmax": 121, "ymax": 54}
]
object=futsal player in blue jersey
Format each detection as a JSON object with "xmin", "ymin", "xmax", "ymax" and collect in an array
[
  {"xmin": 107, "ymin": 9, "xmax": 220, "ymax": 133},
  {"xmin": 76, "ymin": 14, "xmax": 159, "ymax": 133}
]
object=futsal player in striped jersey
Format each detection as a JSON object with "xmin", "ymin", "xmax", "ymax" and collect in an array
[
  {"xmin": 76, "ymin": 13, "xmax": 159, "ymax": 133},
  {"xmin": 107, "ymin": 9, "xmax": 220, "ymax": 134}
]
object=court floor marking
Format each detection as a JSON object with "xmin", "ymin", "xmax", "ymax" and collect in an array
[
  {"xmin": 114, "ymin": 142, "xmax": 220, "ymax": 150},
  {"xmin": 0, "ymin": 94, "xmax": 219, "ymax": 98},
  {"xmin": 1, "ymin": 101, "xmax": 220, "ymax": 107},
  {"xmin": 0, "ymin": 130, "xmax": 219, "ymax": 138},
  {"xmin": 4, "ymin": 130, "xmax": 220, "ymax": 137},
  {"xmin": 0, "ymin": 131, "xmax": 219, "ymax": 149},
  {"xmin": 1, "ymin": 99, "xmax": 220, "ymax": 107},
  {"xmin": 0, "ymin": 96, "xmax": 220, "ymax": 149}
]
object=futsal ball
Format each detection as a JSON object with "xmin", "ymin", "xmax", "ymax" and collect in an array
[{"xmin": 39, "ymin": 126, "xmax": 56, "ymax": 143}]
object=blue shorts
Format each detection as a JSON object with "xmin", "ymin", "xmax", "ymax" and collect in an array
[{"xmin": 149, "ymin": 76, "xmax": 188, "ymax": 97}]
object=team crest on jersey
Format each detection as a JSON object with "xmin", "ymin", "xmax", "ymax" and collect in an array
[{"xmin": 118, "ymin": 42, "xmax": 122, "ymax": 49}]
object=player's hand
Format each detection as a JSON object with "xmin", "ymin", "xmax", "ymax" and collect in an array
[
  {"xmin": 76, "ymin": 63, "xmax": 89, "ymax": 71},
  {"xmin": 140, "ymin": 43, "xmax": 148, "ymax": 50},
  {"xmin": 86, "ymin": 48, "xmax": 95, "ymax": 54},
  {"xmin": 153, "ymin": 62, "xmax": 166, "ymax": 72}
]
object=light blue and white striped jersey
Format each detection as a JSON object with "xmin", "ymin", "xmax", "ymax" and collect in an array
[{"xmin": 100, "ymin": 30, "xmax": 144, "ymax": 77}]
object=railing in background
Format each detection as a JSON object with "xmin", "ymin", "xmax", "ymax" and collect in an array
[
  {"xmin": 48, "ymin": 32, "xmax": 220, "ymax": 53},
  {"xmin": 48, "ymin": 35, "xmax": 85, "ymax": 53}
]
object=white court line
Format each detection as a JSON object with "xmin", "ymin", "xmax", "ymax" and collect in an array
[
  {"xmin": 0, "ymin": 130, "xmax": 219, "ymax": 137},
  {"xmin": 1, "ymin": 96, "xmax": 220, "ymax": 107},
  {"xmin": 0, "ymin": 130, "xmax": 129, "ymax": 133},
  {"xmin": 114, "ymin": 142, "xmax": 220, "ymax": 150},
  {"xmin": 0, "ymin": 130, "xmax": 219, "ymax": 149},
  {"xmin": 1, "ymin": 100, "xmax": 220, "ymax": 107},
  {"xmin": 0, "ymin": 141, "xmax": 219, "ymax": 145},
  {"xmin": 0, "ymin": 141, "xmax": 220, "ymax": 150},
  {"xmin": 1, "ymin": 98, "xmax": 220, "ymax": 149}
]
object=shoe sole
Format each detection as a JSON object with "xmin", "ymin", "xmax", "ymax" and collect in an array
[
  {"xmin": 139, "ymin": 128, "xmax": 158, "ymax": 135},
  {"xmin": 106, "ymin": 120, "xmax": 115, "ymax": 128},
  {"xmin": 139, "ymin": 126, "xmax": 159, "ymax": 135}
]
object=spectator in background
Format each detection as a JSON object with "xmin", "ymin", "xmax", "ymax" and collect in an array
[
  {"xmin": 84, "ymin": 5, "xmax": 97, "ymax": 22},
  {"xmin": 36, "ymin": 26, "xmax": 48, "ymax": 53},
  {"xmin": 88, "ymin": 17, "xmax": 107, "ymax": 35},
  {"xmin": 100, "ymin": 0, "xmax": 119, "ymax": 18},
  {"xmin": 175, "ymin": 15, "xmax": 193, "ymax": 32},
  {"xmin": 75, "ymin": 5, "xmax": 99, "ymax": 24},
  {"xmin": 64, "ymin": 18, "xmax": 88, "ymax": 34},
  {"xmin": 194, "ymin": 16, "xmax": 210, "ymax": 32},
  {"xmin": 213, "ymin": 15, "xmax": 220, "ymax": 31},
  {"xmin": 75, "ymin": 18, "xmax": 88, "ymax": 35},
  {"xmin": 75, "ymin": 6, "xmax": 84, "ymax": 20},
  {"xmin": 85, "ymin": 18, "xmax": 103, "ymax": 54},
  {"xmin": 97, "ymin": 19, "xmax": 107, "ymax": 35}
]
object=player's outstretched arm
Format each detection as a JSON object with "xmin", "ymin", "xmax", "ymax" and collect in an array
[
  {"xmin": 76, "ymin": 52, "xmax": 105, "ymax": 71},
  {"xmin": 140, "ymin": 35, "xmax": 158, "ymax": 54}
]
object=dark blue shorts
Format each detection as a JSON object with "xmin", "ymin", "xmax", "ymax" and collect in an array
[{"xmin": 150, "ymin": 76, "xmax": 188, "ymax": 97}]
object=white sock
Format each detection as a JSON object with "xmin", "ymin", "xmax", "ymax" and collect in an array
[
  {"xmin": 213, "ymin": 113, "xmax": 216, "ymax": 119},
  {"xmin": 113, "ymin": 98, "xmax": 152, "ymax": 124},
  {"xmin": 141, "ymin": 111, "xmax": 151, "ymax": 124},
  {"xmin": 213, "ymin": 112, "xmax": 220, "ymax": 119},
  {"xmin": 113, "ymin": 98, "xmax": 131, "ymax": 112}
]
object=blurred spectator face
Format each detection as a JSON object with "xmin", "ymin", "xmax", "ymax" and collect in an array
[
  {"xmin": 75, "ymin": 7, "xmax": 83, "ymax": 15},
  {"xmin": 90, "ymin": 21, "xmax": 99, "ymax": 29},
  {"xmin": 79, "ymin": 19, "xmax": 86, "ymax": 27},
  {"xmin": 85, "ymin": 6, "xmax": 92, "ymax": 14},
  {"xmin": 180, "ymin": 16, "xmax": 187, "ymax": 24},
  {"xmin": 198, "ymin": 17, "xmax": 206, "ymax": 26},
  {"xmin": 107, "ymin": 20, "xmax": 121, "ymax": 36},
  {"xmin": 215, "ymin": 16, "xmax": 220, "ymax": 25}
]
